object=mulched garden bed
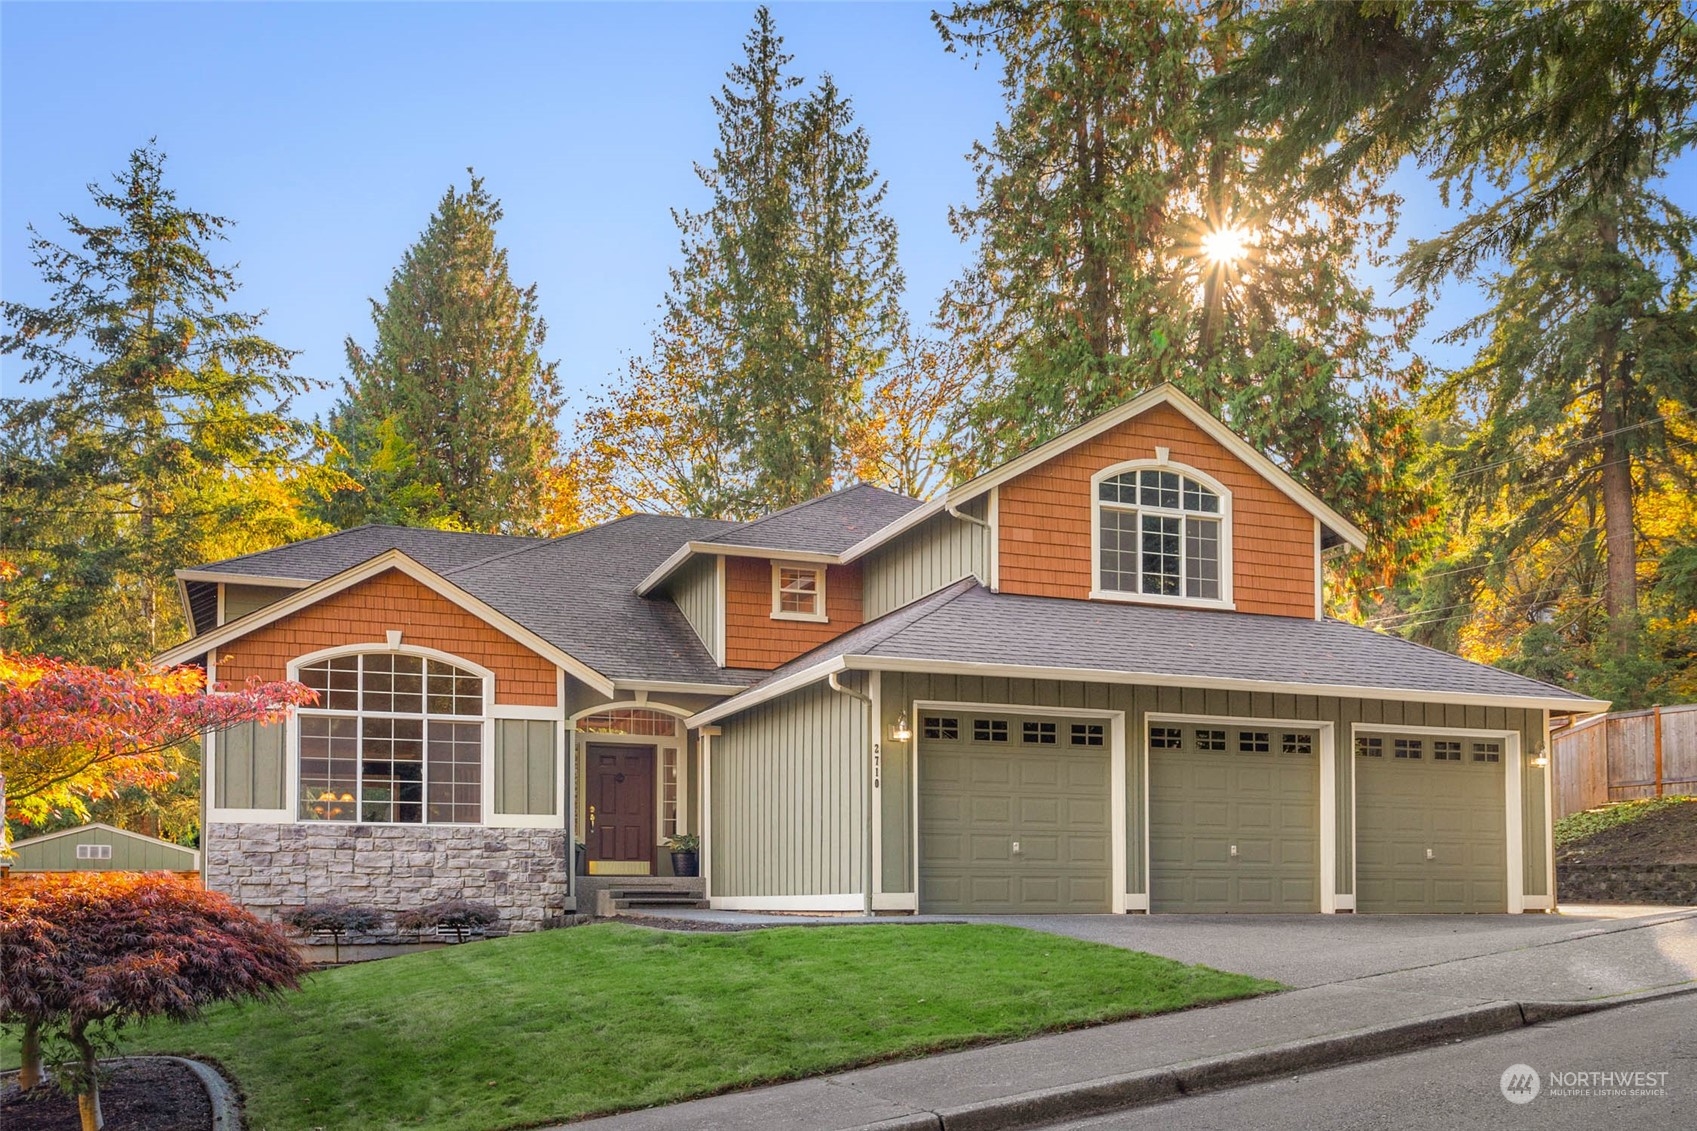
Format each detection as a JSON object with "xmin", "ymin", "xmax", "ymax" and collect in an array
[
  {"xmin": 1, "ymin": 1058, "xmax": 212, "ymax": 1131},
  {"xmin": 1558, "ymin": 799, "xmax": 1697, "ymax": 866}
]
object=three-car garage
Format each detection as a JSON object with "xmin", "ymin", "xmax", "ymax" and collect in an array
[{"xmin": 912, "ymin": 709, "xmax": 1517, "ymax": 915}]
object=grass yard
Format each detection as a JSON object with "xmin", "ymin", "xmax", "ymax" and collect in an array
[{"xmin": 70, "ymin": 922, "xmax": 1274, "ymax": 1130}]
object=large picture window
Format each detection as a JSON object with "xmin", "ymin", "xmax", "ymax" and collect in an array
[
  {"xmin": 297, "ymin": 653, "xmax": 485, "ymax": 824},
  {"xmin": 1096, "ymin": 466, "xmax": 1227, "ymax": 602}
]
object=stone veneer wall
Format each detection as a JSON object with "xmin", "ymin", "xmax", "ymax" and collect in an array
[{"xmin": 205, "ymin": 823, "xmax": 572, "ymax": 933}]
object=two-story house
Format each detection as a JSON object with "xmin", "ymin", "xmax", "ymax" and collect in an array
[{"xmin": 155, "ymin": 386, "xmax": 1605, "ymax": 925}]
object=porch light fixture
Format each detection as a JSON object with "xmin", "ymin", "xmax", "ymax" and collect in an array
[
  {"xmin": 1530, "ymin": 754, "xmax": 1550, "ymax": 768},
  {"xmin": 890, "ymin": 712, "xmax": 912, "ymax": 743}
]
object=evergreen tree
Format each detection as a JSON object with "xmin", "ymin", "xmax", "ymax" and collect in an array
[
  {"xmin": 329, "ymin": 173, "xmax": 562, "ymax": 533},
  {"xmin": 0, "ymin": 144, "xmax": 325, "ymax": 662},
  {"xmin": 662, "ymin": 7, "xmax": 907, "ymax": 516},
  {"xmin": 936, "ymin": 1, "xmax": 1435, "ymax": 600}
]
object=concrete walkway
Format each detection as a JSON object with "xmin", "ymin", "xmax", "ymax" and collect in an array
[{"xmin": 571, "ymin": 906, "xmax": 1697, "ymax": 1131}]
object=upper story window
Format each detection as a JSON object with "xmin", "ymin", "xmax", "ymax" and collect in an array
[
  {"xmin": 771, "ymin": 562, "xmax": 827, "ymax": 622},
  {"xmin": 1095, "ymin": 463, "xmax": 1229, "ymax": 605},
  {"xmin": 296, "ymin": 652, "xmax": 486, "ymax": 825}
]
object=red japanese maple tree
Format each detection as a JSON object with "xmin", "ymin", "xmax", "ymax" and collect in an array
[
  {"xmin": 0, "ymin": 650, "xmax": 315, "ymax": 838},
  {"xmin": 0, "ymin": 872, "xmax": 304, "ymax": 1131}
]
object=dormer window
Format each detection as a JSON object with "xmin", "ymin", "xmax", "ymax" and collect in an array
[
  {"xmin": 1093, "ymin": 463, "xmax": 1231, "ymax": 607},
  {"xmin": 772, "ymin": 562, "xmax": 827, "ymax": 622}
]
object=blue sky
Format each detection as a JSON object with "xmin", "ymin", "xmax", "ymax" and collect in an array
[{"xmin": 3, "ymin": 2, "xmax": 1691, "ymax": 428}]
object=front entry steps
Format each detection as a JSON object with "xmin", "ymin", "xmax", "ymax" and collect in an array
[{"xmin": 579, "ymin": 875, "xmax": 706, "ymax": 918}]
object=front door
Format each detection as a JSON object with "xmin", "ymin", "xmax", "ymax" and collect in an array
[{"xmin": 586, "ymin": 744, "xmax": 655, "ymax": 874}]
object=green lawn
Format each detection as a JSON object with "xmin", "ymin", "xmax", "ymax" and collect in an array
[{"xmin": 74, "ymin": 922, "xmax": 1274, "ymax": 1130}]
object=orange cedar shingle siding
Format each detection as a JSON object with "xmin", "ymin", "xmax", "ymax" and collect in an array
[
  {"xmin": 997, "ymin": 402, "xmax": 1317, "ymax": 618},
  {"xmin": 214, "ymin": 569, "xmax": 558, "ymax": 706},
  {"xmin": 723, "ymin": 558, "xmax": 864, "ymax": 670}
]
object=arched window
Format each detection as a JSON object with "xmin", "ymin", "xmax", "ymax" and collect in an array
[
  {"xmin": 296, "ymin": 652, "xmax": 486, "ymax": 825},
  {"xmin": 1095, "ymin": 465, "xmax": 1228, "ymax": 602}
]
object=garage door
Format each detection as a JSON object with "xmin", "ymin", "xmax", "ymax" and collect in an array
[
  {"xmin": 1149, "ymin": 724, "xmax": 1320, "ymax": 912},
  {"xmin": 1355, "ymin": 733, "xmax": 1507, "ymax": 913},
  {"xmin": 918, "ymin": 712, "xmax": 1112, "ymax": 913}
]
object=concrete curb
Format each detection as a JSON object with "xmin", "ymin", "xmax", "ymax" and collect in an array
[
  {"xmin": 129, "ymin": 1055, "xmax": 243, "ymax": 1131},
  {"xmin": 896, "ymin": 983, "xmax": 1697, "ymax": 1131}
]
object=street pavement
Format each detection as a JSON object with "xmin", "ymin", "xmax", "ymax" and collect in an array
[{"xmin": 1046, "ymin": 992, "xmax": 1697, "ymax": 1131}]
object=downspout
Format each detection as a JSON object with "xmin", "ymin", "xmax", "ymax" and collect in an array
[
  {"xmin": 826, "ymin": 670, "xmax": 875, "ymax": 916},
  {"xmin": 946, "ymin": 501, "xmax": 990, "ymax": 529}
]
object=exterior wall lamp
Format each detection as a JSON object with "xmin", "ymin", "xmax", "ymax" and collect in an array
[{"xmin": 889, "ymin": 712, "xmax": 912, "ymax": 743}]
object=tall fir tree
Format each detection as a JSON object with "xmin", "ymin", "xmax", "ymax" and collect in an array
[
  {"xmin": 0, "ymin": 145, "xmax": 327, "ymax": 663},
  {"xmin": 936, "ymin": 1, "xmax": 1435, "ymax": 601},
  {"xmin": 642, "ymin": 6, "xmax": 907, "ymax": 517},
  {"xmin": 328, "ymin": 173, "xmax": 562, "ymax": 533}
]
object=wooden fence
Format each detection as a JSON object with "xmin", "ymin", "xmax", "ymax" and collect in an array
[{"xmin": 1552, "ymin": 703, "xmax": 1697, "ymax": 818}]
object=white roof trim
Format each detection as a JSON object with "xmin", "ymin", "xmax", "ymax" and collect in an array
[
  {"xmin": 611, "ymin": 678, "xmax": 753, "ymax": 697},
  {"xmin": 634, "ymin": 541, "xmax": 838, "ymax": 597},
  {"xmin": 842, "ymin": 384, "xmax": 1369, "ymax": 563},
  {"xmin": 152, "ymin": 549, "xmax": 617, "ymax": 698},
  {"xmin": 176, "ymin": 569, "xmax": 314, "ymax": 587},
  {"xmin": 688, "ymin": 653, "xmax": 1605, "ymax": 727},
  {"xmin": 10, "ymin": 822, "xmax": 203, "ymax": 865}
]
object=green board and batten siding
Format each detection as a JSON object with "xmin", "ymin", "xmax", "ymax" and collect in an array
[
  {"xmin": 495, "ymin": 719, "xmax": 558, "ymax": 816},
  {"xmin": 670, "ymin": 554, "xmax": 721, "ymax": 661},
  {"xmin": 10, "ymin": 824, "xmax": 200, "ymax": 872},
  {"xmin": 214, "ymin": 720, "xmax": 287, "ymax": 811},
  {"xmin": 708, "ymin": 677, "xmax": 867, "ymax": 899},
  {"xmin": 861, "ymin": 504, "xmax": 991, "ymax": 621}
]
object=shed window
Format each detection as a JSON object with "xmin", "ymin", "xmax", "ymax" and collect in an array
[
  {"xmin": 772, "ymin": 563, "xmax": 826, "ymax": 620},
  {"xmin": 973, "ymin": 719, "xmax": 1009, "ymax": 742},
  {"xmin": 1071, "ymin": 723, "xmax": 1105, "ymax": 747},
  {"xmin": 297, "ymin": 652, "xmax": 485, "ymax": 825},
  {"xmin": 1097, "ymin": 467, "xmax": 1225, "ymax": 602},
  {"xmin": 1022, "ymin": 721, "xmax": 1058, "ymax": 745},
  {"xmin": 1150, "ymin": 726, "xmax": 1182, "ymax": 749},
  {"xmin": 75, "ymin": 844, "xmax": 113, "ymax": 861}
]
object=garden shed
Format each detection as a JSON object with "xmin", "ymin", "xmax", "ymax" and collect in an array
[{"xmin": 6, "ymin": 822, "xmax": 201, "ymax": 875}]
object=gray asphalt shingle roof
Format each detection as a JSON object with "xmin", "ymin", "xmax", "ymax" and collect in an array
[
  {"xmin": 189, "ymin": 525, "xmax": 544, "ymax": 581},
  {"xmin": 748, "ymin": 580, "xmax": 1593, "ymax": 707},
  {"xmin": 440, "ymin": 515, "xmax": 766, "ymax": 687},
  {"xmin": 699, "ymin": 483, "xmax": 924, "ymax": 555}
]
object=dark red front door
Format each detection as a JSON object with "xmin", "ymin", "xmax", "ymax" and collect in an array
[{"xmin": 586, "ymin": 744, "xmax": 655, "ymax": 868}]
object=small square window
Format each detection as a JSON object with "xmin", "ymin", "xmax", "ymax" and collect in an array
[
  {"xmin": 1022, "ymin": 721, "xmax": 1058, "ymax": 744},
  {"xmin": 773, "ymin": 564, "xmax": 824, "ymax": 619},
  {"xmin": 1472, "ymin": 742, "xmax": 1501, "ymax": 764},
  {"xmin": 1394, "ymin": 738, "xmax": 1423, "ymax": 760},
  {"xmin": 75, "ymin": 844, "xmax": 113, "ymax": 860},
  {"xmin": 1196, "ymin": 729, "xmax": 1226, "ymax": 751},
  {"xmin": 1071, "ymin": 723, "xmax": 1105, "ymax": 746},
  {"xmin": 922, "ymin": 716, "xmax": 958, "ymax": 741},
  {"xmin": 1150, "ymin": 726, "xmax": 1182, "ymax": 749},
  {"xmin": 1281, "ymin": 733, "xmax": 1313, "ymax": 755},
  {"xmin": 1239, "ymin": 731, "xmax": 1270, "ymax": 754},
  {"xmin": 1433, "ymin": 740, "xmax": 1462, "ymax": 762},
  {"xmin": 1356, "ymin": 735, "xmax": 1384, "ymax": 757},
  {"xmin": 973, "ymin": 719, "xmax": 1009, "ymax": 743}
]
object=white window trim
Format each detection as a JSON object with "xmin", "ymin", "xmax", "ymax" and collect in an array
[
  {"xmin": 770, "ymin": 560, "xmax": 828, "ymax": 623},
  {"xmin": 1089, "ymin": 459, "xmax": 1235, "ymax": 611},
  {"xmin": 286, "ymin": 642, "xmax": 497, "ymax": 830}
]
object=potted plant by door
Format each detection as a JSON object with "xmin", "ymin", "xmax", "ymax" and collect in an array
[{"xmin": 664, "ymin": 834, "xmax": 700, "ymax": 877}]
